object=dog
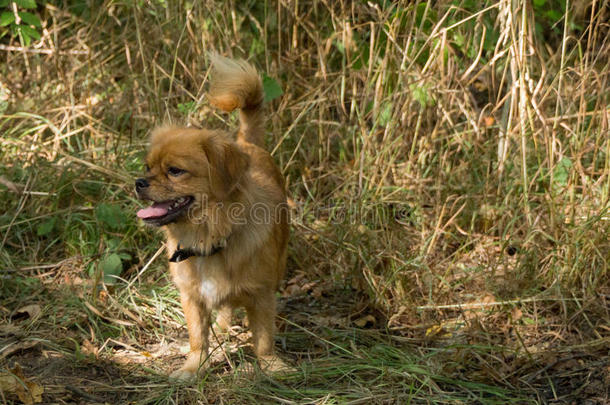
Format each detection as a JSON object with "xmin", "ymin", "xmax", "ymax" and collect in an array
[{"xmin": 135, "ymin": 54, "xmax": 289, "ymax": 379}]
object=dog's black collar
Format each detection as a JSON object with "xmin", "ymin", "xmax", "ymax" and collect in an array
[{"xmin": 169, "ymin": 241, "xmax": 226, "ymax": 263}]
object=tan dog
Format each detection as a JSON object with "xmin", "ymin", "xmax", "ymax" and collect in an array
[{"xmin": 135, "ymin": 54, "xmax": 289, "ymax": 379}]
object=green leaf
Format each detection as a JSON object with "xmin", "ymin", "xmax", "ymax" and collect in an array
[
  {"xmin": 0, "ymin": 12, "xmax": 15, "ymax": 27},
  {"xmin": 249, "ymin": 37, "xmax": 264, "ymax": 57},
  {"xmin": 106, "ymin": 237, "xmax": 121, "ymax": 250},
  {"xmin": 533, "ymin": 0, "xmax": 546, "ymax": 7},
  {"xmin": 410, "ymin": 83, "xmax": 435, "ymax": 108},
  {"xmin": 262, "ymin": 74, "xmax": 283, "ymax": 102},
  {"xmin": 177, "ymin": 101, "xmax": 196, "ymax": 115},
  {"xmin": 378, "ymin": 102, "xmax": 393, "ymax": 126},
  {"xmin": 20, "ymin": 24, "xmax": 40, "ymax": 40},
  {"xmin": 332, "ymin": 39, "xmax": 345, "ymax": 55},
  {"xmin": 522, "ymin": 317, "xmax": 536, "ymax": 325},
  {"xmin": 544, "ymin": 9, "xmax": 562, "ymax": 22},
  {"xmin": 95, "ymin": 203, "xmax": 128, "ymax": 230},
  {"xmin": 118, "ymin": 252, "xmax": 132, "ymax": 261},
  {"xmin": 552, "ymin": 157, "xmax": 572, "ymax": 190},
  {"xmin": 69, "ymin": 0, "xmax": 89, "ymax": 17},
  {"xmin": 18, "ymin": 12, "xmax": 41, "ymax": 27},
  {"xmin": 0, "ymin": 0, "xmax": 9, "ymax": 7},
  {"xmin": 99, "ymin": 253, "xmax": 123, "ymax": 285},
  {"xmin": 37, "ymin": 217, "xmax": 56, "ymax": 236},
  {"xmin": 17, "ymin": 26, "xmax": 31, "ymax": 46},
  {"xmin": 15, "ymin": 0, "xmax": 37, "ymax": 9}
]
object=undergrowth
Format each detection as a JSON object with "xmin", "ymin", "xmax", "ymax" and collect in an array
[{"xmin": 1, "ymin": 0, "xmax": 608, "ymax": 404}]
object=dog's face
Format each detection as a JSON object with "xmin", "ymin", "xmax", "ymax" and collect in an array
[{"xmin": 136, "ymin": 127, "xmax": 249, "ymax": 226}]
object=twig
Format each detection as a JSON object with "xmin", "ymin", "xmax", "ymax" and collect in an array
[
  {"xmin": 65, "ymin": 385, "xmax": 105, "ymax": 403},
  {"xmin": 0, "ymin": 44, "xmax": 88, "ymax": 55},
  {"xmin": 13, "ymin": 257, "xmax": 83, "ymax": 272},
  {"xmin": 416, "ymin": 297, "xmax": 584, "ymax": 311},
  {"xmin": 127, "ymin": 245, "xmax": 166, "ymax": 289},
  {"xmin": 0, "ymin": 176, "xmax": 56, "ymax": 196},
  {"xmin": 0, "ymin": 175, "xmax": 22, "ymax": 193},
  {"xmin": 84, "ymin": 301, "xmax": 135, "ymax": 327},
  {"xmin": 0, "ymin": 207, "xmax": 93, "ymax": 230}
]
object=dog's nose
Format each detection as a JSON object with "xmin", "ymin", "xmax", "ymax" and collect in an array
[{"xmin": 135, "ymin": 178, "xmax": 149, "ymax": 191}]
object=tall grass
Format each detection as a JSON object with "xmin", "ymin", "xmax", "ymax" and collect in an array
[{"xmin": 1, "ymin": 0, "xmax": 608, "ymax": 403}]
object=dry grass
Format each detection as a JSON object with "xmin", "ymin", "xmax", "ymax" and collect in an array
[{"xmin": 1, "ymin": 0, "xmax": 609, "ymax": 403}]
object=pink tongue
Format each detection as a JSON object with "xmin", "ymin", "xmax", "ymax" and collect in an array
[{"xmin": 137, "ymin": 202, "xmax": 171, "ymax": 219}]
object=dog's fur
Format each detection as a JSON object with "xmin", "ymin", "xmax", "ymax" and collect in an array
[{"xmin": 136, "ymin": 54, "xmax": 289, "ymax": 379}]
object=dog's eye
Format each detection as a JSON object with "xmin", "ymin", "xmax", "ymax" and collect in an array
[{"xmin": 167, "ymin": 166, "xmax": 186, "ymax": 177}]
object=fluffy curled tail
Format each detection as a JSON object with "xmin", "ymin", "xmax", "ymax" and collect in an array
[{"xmin": 208, "ymin": 52, "xmax": 265, "ymax": 147}]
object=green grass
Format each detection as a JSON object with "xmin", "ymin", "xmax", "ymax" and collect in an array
[{"xmin": 1, "ymin": 0, "xmax": 609, "ymax": 403}]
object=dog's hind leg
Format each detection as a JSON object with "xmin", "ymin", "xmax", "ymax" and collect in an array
[{"xmin": 215, "ymin": 304, "xmax": 233, "ymax": 332}]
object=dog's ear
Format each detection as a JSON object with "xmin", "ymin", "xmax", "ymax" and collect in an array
[
  {"xmin": 219, "ymin": 142, "xmax": 250, "ymax": 193},
  {"xmin": 204, "ymin": 139, "xmax": 250, "ymax": 198}
]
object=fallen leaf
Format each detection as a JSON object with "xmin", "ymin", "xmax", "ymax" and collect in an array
[
  {"xmin": 0, "ymin": 340, "xmax": 40, "ymax": 360},
  {"xmin": 282, "ymin": 284, "xmax": 301, "ymax": 297},
  {"xmin": 555, "ymin": 358, "xmax": 581, "ymax": 371},
  {"xmin": 462, "ymin": 309, "xmax": 480, "ymax": 321},
  {"xmin": 81, "ymin": 339, "xmax": 98, "ymax": 357},
  {"xmin": 98, "ymin": 289, "xmax": 109, "ymax": 304},
  {"xmin": 301, "ymin": 281, "xmax": 317, "ymax": 293},
  {"xmin": 426, "ymin": 325, "xmax": 444, "ymax": 337},
  {"xmin": 13, "ymin": 305, "xmax": 41, "ymax": 321},
  {"xmin": 286, "ymin": 272, "xmax": 306, "ymax": 285},
  {"xmin": 481, "ymin": 294, "xmax": 496, "ymax": 304},
  {"xmin": 357, "ymin": 224, "xmax": 368, "ymax": 234},
  {"xmin": 353, "ymin": 314, "xmax": 376, "ymax": 328},
  {"xmin": 0, "ymin": 364, "xmax": 43, "ymax": 404},
  {"xmin": 0, "ymin": 324, "xmax": 21, "ymax": 337},
  {"xmin": 311, "ymin": 284, "xmax": 326, "ymax": 298},
  {"xmin": 313, "ymin": 315, "xmax": 347, "ymax": 328},
  {"xmin": 511, "ymin": 307, "xmax": 523, "ymax": 322}
]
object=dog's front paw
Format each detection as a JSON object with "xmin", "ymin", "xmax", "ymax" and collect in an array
[
  {"xmin": 169, "ymin": 367, "xmax": 197, "ymax": 381},
  {"xmin": 169, "ymin": 351, "xmax": 207, "ymax": 380},
  {"xmin": 258, "ymin": 355, "xmax": 295, "ymax": 374}
]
